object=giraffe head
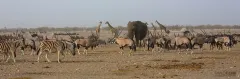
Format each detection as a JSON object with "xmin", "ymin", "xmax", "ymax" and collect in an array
[{"xmin": 105, "ymin": 21, "xmax": 109, "ymax": 24}]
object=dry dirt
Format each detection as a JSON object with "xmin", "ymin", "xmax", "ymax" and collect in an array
[
  {"xmin": 1, "ymin": 31, "xmax": 240, "ymax": 79},
  {"xmin": 1, "ymin": 44, "xmax": 240, "ymax": 79}
]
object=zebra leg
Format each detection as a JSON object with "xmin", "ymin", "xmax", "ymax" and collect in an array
[
  {"xmin": 57, "ymin": 51, "xmax": 61, "ymax": 63},
  {"xmin": 21, "ymin": 50, "xmax": 25, "ymax": 55},
  {"xmin": 160, "ymin": 48, "xmax": 164, "ymax": 53},
  {"xmin": 37, "ymin": 51, "xmax": 43, "ymax": 62},
  {"xmin": 21, "ymin": 47, "xmax": 25, "ymax": 55},
  {"xmin": 2, "ymin": 52, "xmax": 7, "ymax": 62},
  {"xmin": 2, "ymin": 54, "xmax": 5, "ymax": 62},
  {"xmin": 11, "ymin": 51, "xmax": 16, "ymax": 63},
  {"xmin": 60, "ymin": 51, "xmax": 65, "ymax": 62},
  {"xmin": 30, "ymin": 49, "xmax": 35, "ymax": 55},
  {"xmin": 45, "ymin": 53, "xmax": 51, "ymax": 63},
  {"xmin": 5, "ymin": 53, "xmax": 10, "ymax": 63}
]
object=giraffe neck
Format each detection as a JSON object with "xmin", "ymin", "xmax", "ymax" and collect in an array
[
  {"xmin": 97, "ymin": 23, "xmax": 102, "ymax": 28},
  {"xmin": 156, "ymin": 21, "xmax": 161, "ymax": 26},
  {"xmin": 151, "ymin": 23, "xmax": 156, "ymax": 29},
  {"xmin": 107, "ymin": 23, "xmax": 115, "ymax": 30}
]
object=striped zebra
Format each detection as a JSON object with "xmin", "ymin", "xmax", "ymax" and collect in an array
[
  {"xmin": 36, "ymin": 40, "xmax": 76, "ymax": 63},
  {"xmin": 0, "ymin": 40, "xmax": 23, "ymax": 63}
]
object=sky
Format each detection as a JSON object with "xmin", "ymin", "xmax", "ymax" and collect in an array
[{"xmin": 0, "ymin": 0, "xmax": 239, "ymax": 28}]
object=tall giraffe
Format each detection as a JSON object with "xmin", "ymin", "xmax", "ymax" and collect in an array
[
  {"xmin": 155, "ymin": 20, "xmax": 167, "ymax": 34},
  {"xmin": 95, "ymin": 21, "xmax": 102, "ymax": 36},
  {"xmin": 105, "ymin": 21, "xmax": 119, "ymax": 37},
  {"xmin": 151, "ymin": 23, "xmax": 157, "ymax": 37}
]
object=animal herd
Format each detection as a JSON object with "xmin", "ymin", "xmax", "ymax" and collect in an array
[{"xmin": 0, "ymin": 21, "xmax": 240, "ymax": 63}]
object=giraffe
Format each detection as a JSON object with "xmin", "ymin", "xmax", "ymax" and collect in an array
[
  {"xmin": 95, "ymin": 21, "xmax": 102, "ymax": 36},
  {"xmin": 155, "ymin": 20, "xmax": 167, "ymax": 35},
  {"xmin": 151, "ymin": 23, "xmax": 157, "ymax": 37},
  {"xmin": 105, "ymin": 21, "xmax": 119, "ymax": 37}
]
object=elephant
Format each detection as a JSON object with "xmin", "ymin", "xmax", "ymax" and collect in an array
[{"xmin": 127, "ymin": 21, "xmax": 148, "ymax": 47}]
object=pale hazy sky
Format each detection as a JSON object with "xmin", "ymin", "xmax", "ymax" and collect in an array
[{"xmin": 0, "ymin": 0, "xmax": 239, "ymax": 28}]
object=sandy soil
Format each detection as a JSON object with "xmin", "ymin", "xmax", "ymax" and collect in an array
[{"xmin": 1, "ymin": 43, "xmax": 240, "ymax": 79}]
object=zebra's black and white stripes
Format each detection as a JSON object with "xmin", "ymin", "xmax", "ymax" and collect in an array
[
  {"xmin": 0, "ymin": 40, "xmax": 23, "ymax": 63},
  {"xmin": 36, "ymin": 40, "xmax": 76, "ymax": 63}
]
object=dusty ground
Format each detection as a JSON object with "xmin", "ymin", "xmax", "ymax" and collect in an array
[
  {"xmin": 1, "ymin": 43, "xmax": 240, "ymax": 79},
  {"xmin": 1, "ymin": 30, "xmax": 240, "ymax": 79}
]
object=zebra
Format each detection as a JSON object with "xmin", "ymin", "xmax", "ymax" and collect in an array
[
  {"xmin": 36, "ymin": 40, "xmax": 76, "ymax": 63},
  {"xmin": 0, "ymin": 40, "xmax": 23, "ymax": 63}
]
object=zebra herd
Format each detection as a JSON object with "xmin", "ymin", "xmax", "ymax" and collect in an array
[
  {"xmin": 0, "ymin": 30, "xmax": 239, "ymax": 63},
  {"xmin": 0, "ymin": 31, "xmax": 103, "ymax": 63}
]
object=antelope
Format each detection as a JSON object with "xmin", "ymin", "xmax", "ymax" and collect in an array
[
  {"xmin": 74, "ymin": 34, "xmax": 99, "ymax": 55},
  {"xmin": 191, "ymin": 34, "xmax": 206, "ymax": 52},
  {"xmin": 114, "ymin": 37, "xmax": 136, "ymax": 56},
  {"xmin": 215, "ymin": 36, "xmax": 233, "ymax": 51},
  {"xmin": 174, "ymin": 36, "xmax": 193, "ymax": 54}
]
